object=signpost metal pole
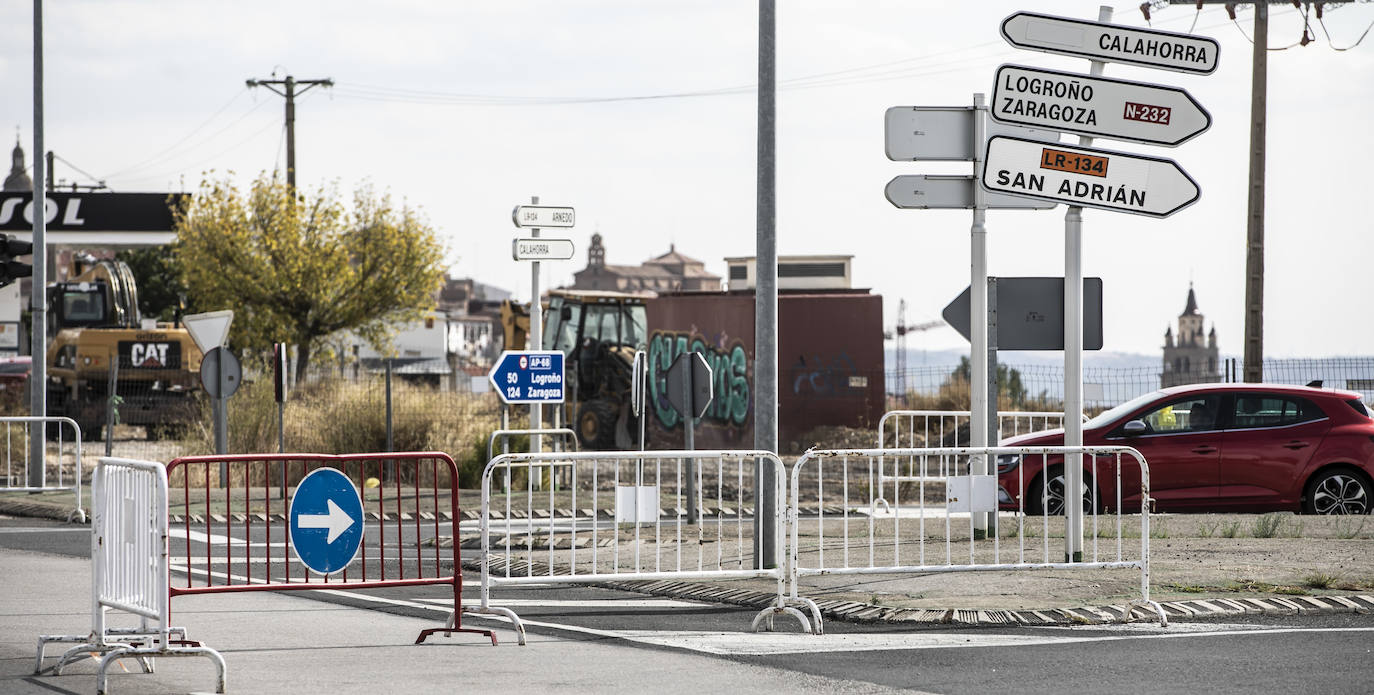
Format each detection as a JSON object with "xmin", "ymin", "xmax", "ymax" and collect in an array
[
  {"xmin": 986, "ymin": 276, "xmax": 999, "ymax": 536},
  {"xmin": 753, "ymin": 0, "xmax": 778, "ymax": 570},
  {"xmin": 528, "ymin": 195, "xmax": 542, "ymax": 457},
  {"xmin": 214, "ymin": 347, "xmax": 228, "ymax": 486},
  {"xmin": 683, "ymin": 360, "xmax": 697, "ymax": 525},
  {"xmin": 1065, "ymin": 5, "xmax": 1113, "ymax": 563},
  {"xmin": 27, "ymin": 0, "xmax": 46, "ymax": 487},
  {"xmin": 969, "ymin": 92, "xmax": 990, "ymax": 540}
]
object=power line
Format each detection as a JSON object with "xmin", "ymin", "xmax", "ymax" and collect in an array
[{"xmin": 99, "ymin": 88, "xmax": 251, "ymax": 180}]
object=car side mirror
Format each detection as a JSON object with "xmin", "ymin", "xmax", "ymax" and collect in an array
[{"xmin": 1122, "ymin": 420, "xmax": 1147, "ymax": 436}]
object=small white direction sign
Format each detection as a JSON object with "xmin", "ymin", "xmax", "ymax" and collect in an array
[
  {"xmin": 512, "ymin": 205, "xmax": 575, "ymax": 228},
  {"xmin": 885, "ymin": 175, "xmax": 1057, "ymax": 210},
  {"xmin": 885, "ymin": 106, "xmax": 1059, "ymax": 162},
  {"xmin": 991, "ymin": 64, "xmax": 1211, "ymax": 147},
  {"xmin": 512, "ymin": 237, "xmax": 575, "ymax": 261},
  {"xmin": 1000, "ymin": 11, "xmax": 1219, "ymax": 75},
  {"xmin": 981, "ymin": 135, "xmax": 1200, "ymax": 218}
]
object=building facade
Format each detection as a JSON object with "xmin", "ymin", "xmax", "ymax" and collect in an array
[
  {"xmin": 570, "ymin": 234, "xmax": 720, "ymax": 293},
  {"xmin": 1161, "ymin": 285, "xmax": 1220, "ymax": 387}
]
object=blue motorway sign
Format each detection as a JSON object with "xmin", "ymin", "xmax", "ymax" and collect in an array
[
  {"xmin": 488, "ymin": 350, "xmax": 565, "ymax": 404},
  {"xmin": 288, "ymin": 467, "xmax": 364, "ymax": 575}
]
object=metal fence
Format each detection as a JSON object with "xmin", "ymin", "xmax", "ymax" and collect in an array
[
  {"xmin": 886, "ymin": 357, "xmax": 1374, "ymax": 409},
  {"xmin": 472, "ymin": 450, "xmax": 820, "ymax": 634},
  {"xmin": 874, "ymin": 410, "xmax": 1072, "ymax": 510},
  {"xmin": 0, "ymin": 416, "xmax": 86, "ymax": 521},
  {"xmin": 163, "ymin": 451, "xmax": 498, "ymax": 645},
  {"xmin": 787, "ymin": 446, "xmax": 1166, "ymax": 634},
  {"xmin": 34, "ymin": 457, "xmax": 226, "ymax": 695}
]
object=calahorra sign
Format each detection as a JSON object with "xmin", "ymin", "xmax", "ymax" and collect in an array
[
  {"xmin": 981, "ymin": 135, "xmax": 1199, "ymax": 218},
  {"xmin": 990, "ymin": 64, "xmax": 1211, "ymax": 147},
  {"xmin": 1000, "ymin": 11, "xmax": 1219, "ymax": 75}
]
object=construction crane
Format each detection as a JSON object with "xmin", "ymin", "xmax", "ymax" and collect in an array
[{"xmin": 885, "ymin": 299, "xmax": 943, "ymax": 401}]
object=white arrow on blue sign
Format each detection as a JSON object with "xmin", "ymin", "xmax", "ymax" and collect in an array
[
  {"xmin": 288, "ymin": 467, "xmax": 364, "ymax": 575},
  {"xmin": 488, "ymin": 350, "xmax": 565, "ymax": 404}
]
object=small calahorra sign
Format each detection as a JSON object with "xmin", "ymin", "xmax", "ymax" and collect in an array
[
  {"xmin": 999, "ymin": 11, "xmax": 1219, "ymax": 75},
  {"xmin": 981, "ymin": 135, "xmax": 1199, "ymax": 218}
]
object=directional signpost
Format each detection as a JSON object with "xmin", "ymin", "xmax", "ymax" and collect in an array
[
  {"xmin": 990, "ymin": 64, "xmax": 1211, "ymax": 146},
  {"xmin": 289, "ymin": 467, "xmax": 364, "ymax": 575},
  {"xmin": 982, "ymin": 135, "xmax": 1200, "ymax": 218},
  {"xmin": 512, "ymin": 205, "xmax": 575, "ymax": 228},
  {"xmin": 666, "ymin": 350, "xmax": 713, "ymax": 523},
  {"xmin": 943, "ymin": 277, "xmax": 1104, "ymax": 351},
  {"xmin": 512, "ymin": 199, "xmax": 574, "ymax": 453},
  {"xmin": 512, "ymin": 237, "xmax": 575, "ymax": 261},
  {"xmin": 1000, "ymin": 11, "xmax": 1220, "ymax": 74},
  {"xmin": 986, "ymin": 8, "xmax": 1217, "ymax": 569},
  {"xmin": 885, "ymin": 105, "xmax": 1060, "ymax": 161},
  {"xmin": 885, "ymin": 175, "xmax": 1056, "ymax": 210},
  {"xmin": 488, "ymin": 350, "xmax": 565, "ymax": 405}
]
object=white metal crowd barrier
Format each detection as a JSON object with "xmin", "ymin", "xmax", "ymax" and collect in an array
[
  {"xmin": 788, "ymin": 446, "xmax": 1167, "ymax": 634},
  {"xmin": 34, "ymin": 457, "xmax": 225, "ymax": 695},
  {"xmin": 874, "ymin": 410, "xmax": 1077, "ymax": 505},
  {"xmin": 877, "ymin": 409, "xmax": 1073, "ymax": 450},
  {"xmin": 468, "ymin": 449, "xmax": 821, "ymax": 634},
  {"xmin": 0, "ymin": 416, "xmax": 85, "ymax": 522}
]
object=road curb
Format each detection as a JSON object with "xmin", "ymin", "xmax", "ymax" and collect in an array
[
  {"xmin": 457, "ymin": 552, "xmax": 1374, "ymax": 627},
  {"xmin": 0, "ymin": 496, "xmax": 82, "ymax": 522}
]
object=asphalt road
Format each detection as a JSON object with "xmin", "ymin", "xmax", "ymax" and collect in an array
[{"xmin": 5, "ymin": 516, "xmax": 1373, "ymax": 694}]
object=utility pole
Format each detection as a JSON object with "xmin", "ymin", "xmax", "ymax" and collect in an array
[
  {"xmin": 245, "ymin": 74, "xmax": 333, "ymax": 189},
  {"xmin": 1242, "ymin": 2, "xmax": 1267, "ymax": 383}
]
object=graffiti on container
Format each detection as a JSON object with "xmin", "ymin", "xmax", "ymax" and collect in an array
[
  {"xmin": 648, "ymin": 330, "xmax": 750, "ymax": 429},
  {"xmin": 790, "ymin": 352, "xmax": 858, "ymax": 397}
]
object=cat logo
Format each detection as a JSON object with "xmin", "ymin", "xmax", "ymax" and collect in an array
[{"xmin": 130, "ymin": 342, "xmax": 170, "ymax": 368}]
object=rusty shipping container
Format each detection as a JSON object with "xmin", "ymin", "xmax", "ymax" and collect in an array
[{"xmin": 645, "ymin": 289, "xmax": 884, "ymax": 451}]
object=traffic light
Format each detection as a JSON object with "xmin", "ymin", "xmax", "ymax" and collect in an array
[{"xmin": 0, "ymin": 234, "xmax": 33, "ymax": 288}]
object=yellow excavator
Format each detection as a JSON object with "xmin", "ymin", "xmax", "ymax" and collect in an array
[
  {"xmin": 45, "ymin": 255, "xmax": 203, "ymax": 441},
  {"xmin": 500, "ymin": 289, "xmax": 647, "ymax": 449}
]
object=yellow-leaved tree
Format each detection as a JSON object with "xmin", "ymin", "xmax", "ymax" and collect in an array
[{"xmin": 173, "ymin": 175, "xmax": 446, "ymax": 382}]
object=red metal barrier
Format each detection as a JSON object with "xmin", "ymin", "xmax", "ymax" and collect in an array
[{"xmin": 165, "ymin": 452, "xmax": 494, "ymax": 645}]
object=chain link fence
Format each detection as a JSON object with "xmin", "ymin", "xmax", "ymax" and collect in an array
[{"xmin": 886, "ymin": 357, "xmax": 1374, "ymax": 411}]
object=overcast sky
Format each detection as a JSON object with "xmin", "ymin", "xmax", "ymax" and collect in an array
[{"xmin": 3, "ymin": 1, "xmax": 1371, "ymax": 358}]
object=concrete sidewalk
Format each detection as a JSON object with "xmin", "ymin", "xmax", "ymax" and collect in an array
[{"xmin": 2, "ymin": 547, "xmax": 899, "ymax": 695}]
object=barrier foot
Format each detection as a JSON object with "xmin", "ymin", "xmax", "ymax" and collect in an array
[
  {"xmin": 96, "ymin": 645, "xmax": 226, "ymax": 695},
  {"xmin": 1121, "ymin": 599, "xmax": 1168, "ymax": 627},
  {"xmin": 795, "ymin": 598, "xmax": 824, "ymax": 635},
  {"xmin": 34, "ymin": 635, "xmax": 90, "ymax": 674},
  {"xmin": 462, "ymin": 606, "xmax": 528, "ymax": 646},
  {"xmin": 416, "ymin": 626, "xmax": 498, "ymax": 646},
  {"xmin": 750, "ymin": 605, "xmax": 814, "ymax": 634}
]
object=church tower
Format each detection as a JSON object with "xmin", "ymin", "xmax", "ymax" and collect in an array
[
  {"xmin": 1161, "ymin": 284, "xmax": 1220, "ymax": 387},
  {"xmin": 4, "ymin": 136, "xmax": 33, "ymax": 192}
]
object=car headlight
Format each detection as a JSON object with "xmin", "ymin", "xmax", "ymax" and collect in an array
[{"xmin": 996, "ymin": 454, "xmax": 1021, "ymax": 474}]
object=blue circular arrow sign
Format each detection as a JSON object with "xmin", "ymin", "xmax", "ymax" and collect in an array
[{"xmin": 289, "ymin": 467, "xmax": 364, "ymax": 575}]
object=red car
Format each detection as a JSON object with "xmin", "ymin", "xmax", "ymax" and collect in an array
[{"xmin": 997, "ymin": 383, "xmax": 1374, "ymax": 515}]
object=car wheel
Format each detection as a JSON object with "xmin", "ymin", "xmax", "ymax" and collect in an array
[
  {"xmin": 1303, "ymin": 468, "xmax": 1372, "ymax": 515},
  {"xmin": 1026, "ymin": 466, "xmax": 1096, "ymax": 516}
]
